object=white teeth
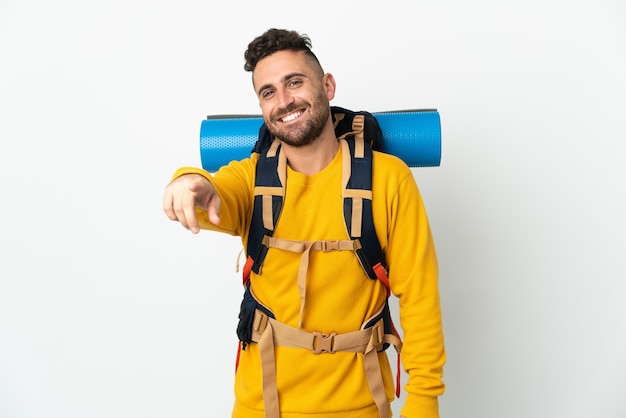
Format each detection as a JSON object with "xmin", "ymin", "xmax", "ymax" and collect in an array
[{"xmin": 281, "ymin": 111, "xmax": 302, "ymax": 122}]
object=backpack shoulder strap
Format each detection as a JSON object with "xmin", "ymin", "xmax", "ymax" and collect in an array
[
  {"xmin": 337, "ymin": 113, "xmax": 390, "ymax": 292},
  {"xmin": 243, "ymin": 138, "xmax": 286, "ymax": 284}
]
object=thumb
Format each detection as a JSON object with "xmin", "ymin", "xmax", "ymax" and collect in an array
[
  {"xmin": 206, "ymin": 193, "xmax": 221, "ymax": 225},
  {"xmin": 189, "ymin": 179, "xmax": 221, "ymax": 225}
]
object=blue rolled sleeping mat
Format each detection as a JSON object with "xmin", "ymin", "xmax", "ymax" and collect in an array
[{"xmin": 199, "ymin": 109, "xmax": 441, "ymax": 172}]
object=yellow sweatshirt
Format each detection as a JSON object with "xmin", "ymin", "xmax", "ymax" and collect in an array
[{"xmin": 172, "ymin": 145, "xmax": 445, "ymax": 418}]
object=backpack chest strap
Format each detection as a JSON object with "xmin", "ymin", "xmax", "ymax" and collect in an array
[
  {"xmin": 261, "ymin": 236, "xmax": 361, "ymax": 329},
  {"xmin": 262, "ymin": 236, "xmax": 361, "ymax": 253}
]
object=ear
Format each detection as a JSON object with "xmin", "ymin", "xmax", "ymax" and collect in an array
[{"xmin": 323, "ymin": 73, "xmax": 336, "ymax": 101}]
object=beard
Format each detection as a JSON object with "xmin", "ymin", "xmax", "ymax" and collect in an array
[{"xmin": 265, "ymin": 91, "xmax": 330, "ymax": 147}]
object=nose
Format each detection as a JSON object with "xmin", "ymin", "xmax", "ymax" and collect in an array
[{"xmin": 276, "ymin": 87, "xmax": 294, "ymax": 109}]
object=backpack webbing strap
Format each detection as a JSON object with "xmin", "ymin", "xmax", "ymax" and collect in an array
[
  {"xmin": 252, "ymin": 308, "xmax": 402, "ymax": 418},
  {"xmin": 261, "ymin": 236, "xmax": 360, "ymax": 329},
  {"xmin": 258, "ymin": 324, "xmax": 279, "ymax": 417}
]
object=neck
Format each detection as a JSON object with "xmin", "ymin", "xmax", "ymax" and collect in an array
[{"xmin": 280, "ymin": 121, "xmax": 339, "ymax": 175}]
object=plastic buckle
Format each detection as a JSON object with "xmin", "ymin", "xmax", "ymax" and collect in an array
[
  {"xmin": 321, "ymin": 240, "xmax": 339, "ymax": 252},
  {"xmin": 372, "ymin": 322, "xmax": 384, "ymax": 347},
  {"xmin": 352, "ymin": 115, "xmax": 365, "ymax": 133},
  {"xmin": 312, "ymin": 332, "xmax": 337, "ymax": 354},
  {"xmin": 253, "ymin": 310, "xmax": 269, "ymax": 332}
]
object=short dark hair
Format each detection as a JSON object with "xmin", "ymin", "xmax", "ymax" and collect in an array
[{"xmin": 244, "ymin": 28, "xmax": 323, "ymax": 74}]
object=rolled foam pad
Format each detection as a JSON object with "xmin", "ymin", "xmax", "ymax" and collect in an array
[{"xmin": 200, "ymin": 109, "xmax": 441, "ymax": 172}]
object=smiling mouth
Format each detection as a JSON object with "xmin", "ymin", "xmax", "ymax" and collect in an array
[{"xmin": 278, "ymin": 110, "xmax": 304, "ymax": 123}]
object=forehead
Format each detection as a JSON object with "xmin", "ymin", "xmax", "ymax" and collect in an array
[{"xmin": 252, "ymin": 50, "xmax": 315, "ymax": 88}]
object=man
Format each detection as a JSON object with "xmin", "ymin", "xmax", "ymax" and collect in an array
[{"xmin": 163, "ymin": 28, "xmax": 445, "ymax": 418}]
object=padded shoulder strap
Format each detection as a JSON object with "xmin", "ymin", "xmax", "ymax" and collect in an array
[
  {"xmin": 339, "ymin": 116, "xmax": 389, "ymax": 286},
  {"xmin": 245, "ymin": 139, "xmax": 286, "ymax": 280}
]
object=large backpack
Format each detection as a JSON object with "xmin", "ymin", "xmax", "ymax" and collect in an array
[{"xmin": 235, "ymin": 106, "xmax": 402, "ymax": 418}]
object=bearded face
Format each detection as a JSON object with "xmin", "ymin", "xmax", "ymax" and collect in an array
[{"xmin": 253, "ymin": 50, "xmax": 335, "ymax": 148}]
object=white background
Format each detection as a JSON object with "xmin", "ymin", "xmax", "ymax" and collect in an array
[{"xmin": 1, "ymin": 1, "xmax": 625, "ymax": 417}]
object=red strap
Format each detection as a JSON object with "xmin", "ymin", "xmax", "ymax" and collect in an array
[
  {"xmin": 373, "ymin": 262, "xmax": 390, "ymax": 297},
  {"xmin": 242, "ymin": 256, "xmax": 254, "ymax": 286},
  {"xmin": 373, "ymin": 262, "xmax": 402, "ymax": 396}
]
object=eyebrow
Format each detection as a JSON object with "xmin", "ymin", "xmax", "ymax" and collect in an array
[{"xmin": 257, "ymin": 72, "xmax": 308, "ymax": 96}]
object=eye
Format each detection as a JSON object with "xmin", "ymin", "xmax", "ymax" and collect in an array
[
  {"xmin": 260, "ymin": 89, "xmax": 275, "ymax": 100},
  {"xmin": 287, "ymin": 78, "xmax": 303, "ymax": 88}
]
